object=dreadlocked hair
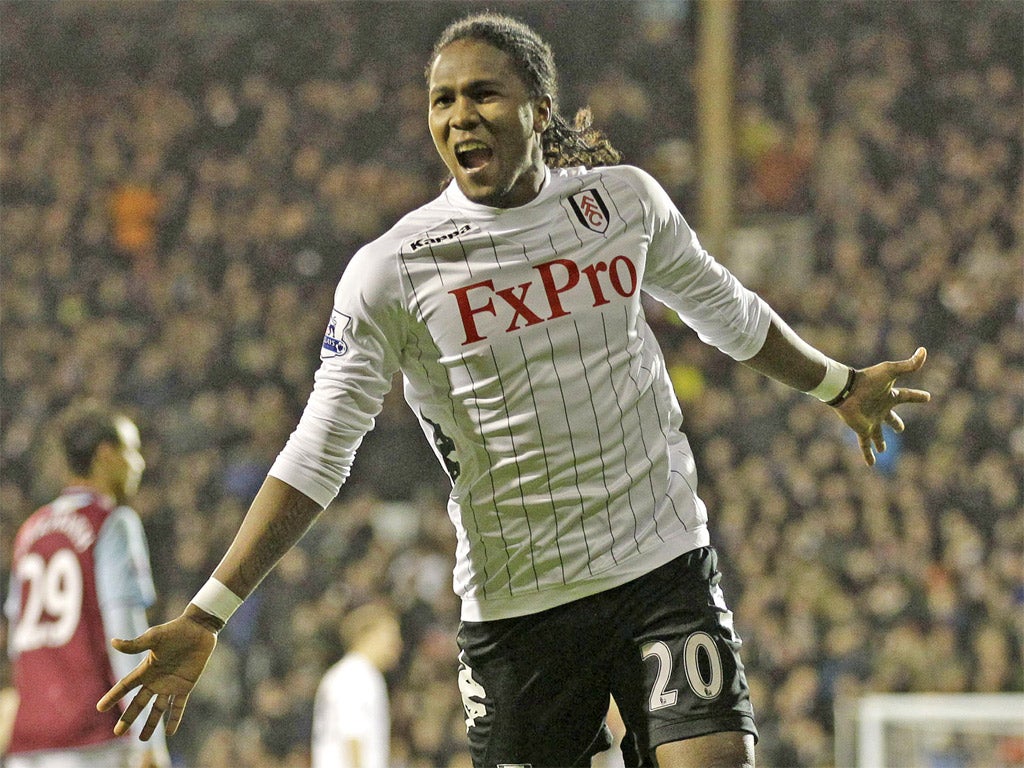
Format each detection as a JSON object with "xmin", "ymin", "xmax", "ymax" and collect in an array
[
  {"xmin": 543, "ymin": 107, "xmax": 621, "ymax": 168},
  {"xmin": 427, "ymin": 12, "xmax": 622, "ymax": 169}
]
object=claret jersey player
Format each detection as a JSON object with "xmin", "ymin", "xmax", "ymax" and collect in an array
[
  {"xmin": 6, "ymin": 487, "xmax": 158, "ymax": 762},
  {"xmin": 270, "ymin": 164, "xmax": 772, "ymax": 622}
]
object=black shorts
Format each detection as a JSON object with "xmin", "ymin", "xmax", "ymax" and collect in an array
[{"xmin": 456, "ymin": 547, "xmax": 757, "ymax": 768}]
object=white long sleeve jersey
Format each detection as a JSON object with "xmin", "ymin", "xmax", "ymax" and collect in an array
[{"xmin": 271, "ymin": 164, "xmax": 773, "ymax": 621}]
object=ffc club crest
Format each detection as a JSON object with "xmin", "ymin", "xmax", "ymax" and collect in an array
[
  {"xmin": 568, "ymin": 188, "xmax": 610, "ymax": 234},
  {"xmin": 321, "ymin": 309, "xmax": 352, "ymax": 358}
]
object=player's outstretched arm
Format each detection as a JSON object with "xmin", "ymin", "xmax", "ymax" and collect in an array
[
  {"xmin": 98, "ymin": 476, "xmax": 324, "ymax": 739},
  {"xmin": 742, "ymin": 318, "xmax": 930, "ymax": 466},
  {"xmin": 831, "ymin": 347, "xmax": 930, "ymax": 466}
]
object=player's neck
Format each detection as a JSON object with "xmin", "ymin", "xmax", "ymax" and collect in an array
[{"xmin": 66, "ymin": 475, "xmax": 120, "ymax": 505}]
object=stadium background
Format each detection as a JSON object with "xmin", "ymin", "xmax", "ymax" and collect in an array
[{"xmin": 1, "ymin": 1, "xmax": 1021, "ymax": 766}]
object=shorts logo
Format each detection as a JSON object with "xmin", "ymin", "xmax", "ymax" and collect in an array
[
  {"xmin": 569, "ymin": 188, "xmax": 610, "ymax": 234},
  {"xmin": 458, "ymin": 655, "xmax": 488, "ymax": 732},
  {"xmin": 321, "ymin": 309, "xmax": 352, "ymax": 358}
]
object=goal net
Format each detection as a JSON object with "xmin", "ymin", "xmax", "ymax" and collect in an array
[{"xmin": 835, "ymin": 693, "xmax": 1024, "ymax": 768}]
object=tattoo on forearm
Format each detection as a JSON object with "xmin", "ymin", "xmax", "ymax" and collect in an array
[{"xmin": 237, "ymin": 495, "xmax": 320, "ymax": 588}]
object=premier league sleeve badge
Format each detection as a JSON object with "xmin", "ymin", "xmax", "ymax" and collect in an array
[{"xmin": 321, "ymin": 309, "xmax": 353, "ymax": 358}]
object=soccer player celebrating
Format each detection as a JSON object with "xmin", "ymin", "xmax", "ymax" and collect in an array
[
  {"xmin": 97, "ymin": 13, "xmax": 929, "ymax": 767},
  {"xmin": 6, "ymin": 403, "xmax": 169, "ymax": 768}
]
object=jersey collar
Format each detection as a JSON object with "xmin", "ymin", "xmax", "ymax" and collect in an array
[{"xmin": 444, "ymin": 166, "xmax": 554, "ymax": 216}]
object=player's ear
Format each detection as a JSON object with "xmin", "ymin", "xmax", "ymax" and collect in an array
[
  {"xmin": 90, "ymin": 440, "xmax": 118, "ymax": 476},
  {"xmin": 533, "ymin": 95, "xmax": 552, "ymax": 134}
]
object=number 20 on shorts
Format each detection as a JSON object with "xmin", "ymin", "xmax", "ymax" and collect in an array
[{"xmin": 642, "ymin": 632, "xmax": 724, "ymax": 711}]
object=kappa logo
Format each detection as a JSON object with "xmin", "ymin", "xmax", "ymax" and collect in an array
[
  {"xmin": 569, "ymin": 188, "xmax": 610, "ymax": 234},
  {"xmin": 321, "ymin": 309, "xmax": 352, "ymax": 358},
  {"xmin": 409, "ymin": 223, "xmax": 475, "ymax": 251},
  {"xmin": 458, "ymin": 658, "xmax": 488, "ymax": 732}
]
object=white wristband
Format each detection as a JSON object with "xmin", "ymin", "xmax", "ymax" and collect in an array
[
  {"xmin": 191, "ymin": 578, "xmax": 243, "ymax": 625},
  {"xmin": 807, "ymin": 357, "xmax": 850, "ymax": 402}
]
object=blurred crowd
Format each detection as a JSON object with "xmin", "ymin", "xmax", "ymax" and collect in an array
[{"xmin": 1, "ymin": 2, "xmax": 1021, "ymax": 767}]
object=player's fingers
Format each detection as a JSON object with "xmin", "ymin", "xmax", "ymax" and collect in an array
[
  {"xmin": 113, "ymin": 687, "xmax": 155, "ymax": 736},
  {"xmin": 97, "ymin": 664, "xmax": 146, "ymax": 711},
  {"xmin": 140, "ymin": 695, "xmax": 168, "ymax": 741},
  {"xmin": 895, "ymin": 386, "xmax": 930, "ymax": 404},
  {"xmin": 896, "ymin": 346, "xmax": 927, "ymax": 372},
  {"xmin": 165, "ymin": 692, "xmax": 189, "ymax": 736},
  {"xmin": 858, "ymin": 432, "xmax": 875, "ymax": 466},
  {"xmin": 873, "ymin": 423, "xmax": 886, "ymax": 451},
  {"xmin": 110, "ymin": 634, "xmax": 151, "ymax": 655},
  {"xmin": 885, "ymin": 410, "xmax": 905, "ymax": 433},
  {"xmin": 872, "ymin": 350, "xmax": 929, "ymax": 382},
  {"xmin": 880, "ymin": 347, "xmax": 927, "ymax": 379}
]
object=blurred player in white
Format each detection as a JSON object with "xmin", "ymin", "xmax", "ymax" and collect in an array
[
  {"xmin": 98, "ymin": 12, "xmax": 930, "ymax": 767},
  {"xmin": 311, "ymin": 602, "xmax": 403, "ymax": 768},
  {"xmin": 5, "ymin": 403, "xmax": 169, "ymax": 768}
]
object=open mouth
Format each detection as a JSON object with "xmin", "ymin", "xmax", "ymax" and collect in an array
[{"xmin": 455, "ymin": 140, "xmax": 493, "ymax": 171}]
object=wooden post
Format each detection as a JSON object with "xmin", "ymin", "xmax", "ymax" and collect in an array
[{"xmin": 696, "ymin": 0, "xmax": 736, "ymax": 258}]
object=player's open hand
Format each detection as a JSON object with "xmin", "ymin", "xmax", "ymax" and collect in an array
[
  {"xmin": 833, "ymin": 347, "xmax": 930, "ymax": 466},
  {"xmin": 96, "ymin": 609, "xmax": 218, "ymax": 740}
]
